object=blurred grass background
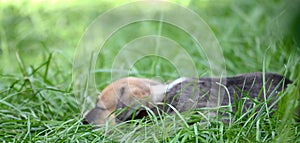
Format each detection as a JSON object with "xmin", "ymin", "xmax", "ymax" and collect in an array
[{"xmin": 0, "ymin": 0, "xmax": 299, "ymax": 142}]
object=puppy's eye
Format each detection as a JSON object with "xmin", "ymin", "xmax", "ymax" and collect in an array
[
  {"xmin": 96, "ymin": 98, "xmax": 99, "ymax": 104},
  {"xmin": 119, "ymin": 87, "xmax": 125, "ymax": 97}
]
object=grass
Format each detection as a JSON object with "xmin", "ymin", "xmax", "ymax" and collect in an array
[{"xmin": 0, "ymin": 0, "xmax": 300, "ymax": 142}]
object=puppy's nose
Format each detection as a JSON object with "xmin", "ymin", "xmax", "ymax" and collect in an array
[
  {"xmin": 82, "ymin": 118, "xmax": 90, "ymax": 124},
  {"xmin": 82, "ymin": 109, "xmax": 94, "ymax": 125}
]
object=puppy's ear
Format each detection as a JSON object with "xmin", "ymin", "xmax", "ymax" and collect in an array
[
  {"xmin": 118, "ymin": 78, "xmax": 167, "ymax": 107},
  {"xmin": 115, "ymin": 83, "xmax": 153, "ymax": 121},
  {"xmin": 115, "ymin": 79, "xmax": 166, "ymax": 121},
  {"xmin": 118, "ymin": 84, "xmax": 151, "ymax": 107}
]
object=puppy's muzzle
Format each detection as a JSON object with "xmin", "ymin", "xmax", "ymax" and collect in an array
[{"xmin": 82, "ymin": 107, "xmax": 107, "ymax": 125}]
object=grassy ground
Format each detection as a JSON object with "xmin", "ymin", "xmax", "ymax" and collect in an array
[{"xmin": 0, "ymin": 0, "xmax": 299, "ymax": 142}]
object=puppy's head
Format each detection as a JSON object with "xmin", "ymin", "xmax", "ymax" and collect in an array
[{"xmin": 83, "ymin": 77, "xmax": 167, "ymax": 125}]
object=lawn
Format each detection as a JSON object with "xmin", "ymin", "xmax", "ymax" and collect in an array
[{"xmin": 0, "ymin": 0, "xmax": 299, "ymax": 142}]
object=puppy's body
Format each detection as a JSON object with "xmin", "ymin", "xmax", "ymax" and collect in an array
[
  {"xmin": 83, "ymin": 73, "xmax": 293, "ymax": 125},
  {"xmin": 163, "ymin": 73, "xmax": 292, "ymax": 115}
]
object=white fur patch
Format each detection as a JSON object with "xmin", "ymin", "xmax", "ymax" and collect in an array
[
  {"xmin": 150, "ymin": 84, "xmax": 168, "ymax": 103},
  {"xmin": 166, "ymin": 77, "xmax": 188, "ymax": 93}
]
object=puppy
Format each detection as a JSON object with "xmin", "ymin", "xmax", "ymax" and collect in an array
[{"xmin": 83, "ymin": 73, "xmax": 293, "ymax": 125}]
